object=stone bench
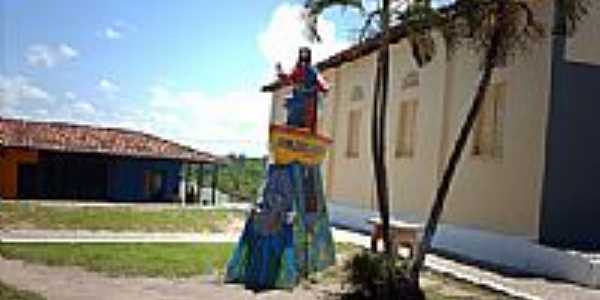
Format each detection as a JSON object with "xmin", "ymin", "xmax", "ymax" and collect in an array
[{"xmin": 368, "ymin": 217, "xmax": 424, "ymax": 258}]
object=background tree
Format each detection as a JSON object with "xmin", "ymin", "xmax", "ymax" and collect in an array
[{"xmin": 213, "ymin": 155, "xmax": 266, "ymax": 202}]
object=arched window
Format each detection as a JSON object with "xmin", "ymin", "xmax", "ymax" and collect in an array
[{"xmin": 351, "ymin": 85, "xmax": 364, "ymax": 102}]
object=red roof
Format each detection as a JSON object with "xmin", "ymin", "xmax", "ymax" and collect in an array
[{"xmin": 0, "ymin": 117, "xmax": 217, "ymax": 163}]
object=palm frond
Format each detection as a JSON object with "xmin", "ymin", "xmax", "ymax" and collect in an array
[
  {"xmin": 303, "ymin": 0, "xmax": 365, "ymax": 43},
  {"xmin": 394, "ymin": 2, "xmax": 442, "ymax": 66},
  {"xmin": 304, "ymin": 0, "xmax": 589, "ymax": 63},
  {"xmin": 405, "ymin": 0, "xmax": 587, "ymax": 66},
  {"xmin": 555, "ymin": 0, "xmax": 589, "ymax": 35},
  {"xmin": 305, "ymin": 0, "xmax": 364, "ymax": 16},
  {"xmin": 359, "ymin": 8, "xmax": 383, "ymax": 41}
]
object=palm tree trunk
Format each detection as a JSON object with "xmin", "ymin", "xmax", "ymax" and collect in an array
[
  {"xmin": 371, "ymin": 0, "xmax": 393, "ymax": 256},
  {"xmin": 407, "ymin": 1, "xmax": 508, "ymax": 284},
  {"xmin": 378, "ymin": 46, "xmax": 392, "ymax": 256},
  {"xmin": 371, "ymin": 49, "xmax": 382, "ymax": 240},
  {"xmin": 372, "ymin": 53, "xmax": 392, "ymax": 256},
  {"xmin": 371, "ymin": 34, "xmax": 389, "ymax": 256}
]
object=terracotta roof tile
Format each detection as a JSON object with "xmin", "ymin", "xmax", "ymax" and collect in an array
[{"xmin": 0, "ymin": 117, "xmax": 218, "ymax": 163}]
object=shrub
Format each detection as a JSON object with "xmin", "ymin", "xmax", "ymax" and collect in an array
[{"xmin": 339, "ymin": 251, "xmax": 424, "ymax": 300}]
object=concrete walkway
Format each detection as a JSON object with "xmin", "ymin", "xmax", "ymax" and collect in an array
[
  {"xmin": 8, "ymin": 199, "xmax": 253, "ymax": 211},
  {"xmin": 2, "ymin": 228, "xmax": 600, "ymax": 300},
  {"xmin": 0, "ymin": 229, "xmax": 241, "ymax": 243}
]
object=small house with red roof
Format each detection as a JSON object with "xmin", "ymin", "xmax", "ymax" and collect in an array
[{"xmin": 0, "ymin": 117, "xmax": 219, "ymax": 202}]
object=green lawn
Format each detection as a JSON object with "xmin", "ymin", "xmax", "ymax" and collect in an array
[
  {"xmin": 0, "ymin": 203, "xmax": 244, "ymax": 232},
  {"xmin": 0, "ymin": 281, "xmax": 45, "ymax": 300},
  {"xmin": 0, "ymin": 243, "xmax": 234, "ymax": 278},
  {"xmin": 0, "ymin": 243, "xmax": 360, "ymax": 279}
]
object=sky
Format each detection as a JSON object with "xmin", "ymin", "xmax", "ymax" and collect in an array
[{"xmin": 0, "ymin": 0, "xmax": 364, "ymax": 157}]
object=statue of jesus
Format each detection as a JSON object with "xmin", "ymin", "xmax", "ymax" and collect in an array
[{"xmin": 276, "ymin": 47, "xmax": 328, "ymax": 133}]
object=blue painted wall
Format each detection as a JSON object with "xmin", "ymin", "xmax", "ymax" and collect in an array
[
  {"xmin": 540, "ymin": 31, "xmax": 600, "ymax": 249},
  {"xmin": 38, "ymin": 152, "xmax": 110, "ymax": 199},
  {"xmin": 35, "ymin": 151, "xmax": 183, "ymax": 202},
  {"xmin": 107, "ymin": 158, "xmax": 183, "ymax": 202}
]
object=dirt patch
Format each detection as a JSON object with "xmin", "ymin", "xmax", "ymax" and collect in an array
[{"xmin": 0, "ymin": 257, "xmax": 330, "ymax": 300}]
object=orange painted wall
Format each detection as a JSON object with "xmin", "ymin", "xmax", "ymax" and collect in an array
[{"xmin": 0, "ymin": 148, "xmax": 39, "ymax": 199}]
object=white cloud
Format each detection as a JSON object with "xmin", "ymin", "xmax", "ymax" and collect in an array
[
  {"xmin": 25, "ymin": 43, "xmax": 79, "ymax": 68},
  {"xmin": 364, "ymin": 0, "xmax": 379, "ymax": 12},
  {"xmin": 98, "ymin": 79, "xmax": 119, "ymax": 95},
  {"xmin": 58, "ymin": 44, "xmax": 79, "ymax": 59},
  {"xmin": 102, "ymin": 85, "xmax": 270, "ymax": 156},
  {"xmin": 104, "ymin": 27, "xmax": 123, "ymax": 40},
  {"xmin": 0, "ymin": 75, "xmax": 52, "ymax": 108},
  {"xmin": 34, "ymin": 108, "xmax": 49, "ymax": 116},
  {"xmin": 102, "ymin": 21, "xmax": 135, "ymax": 40},
  {"xmin": 22, "ymin": 85, "xmax": 51, "ymax": 100},
  {"xmin": 26, "ymin": 45, "xmax": 55, "ymax": 68},
  {"xmin": 72, "ymin": 101, "xmax": 96, "ymax": 115},
  {"xmin": 258, "ymin": 3, "xmax": 349, "ymax": 70},
  {"xmin": 65, "ymin": 91, "xmax": 77, "ymax": 100},
  {"xmin": 1, "ymin": 79, "xmax": 270, "ymax": 156}
]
